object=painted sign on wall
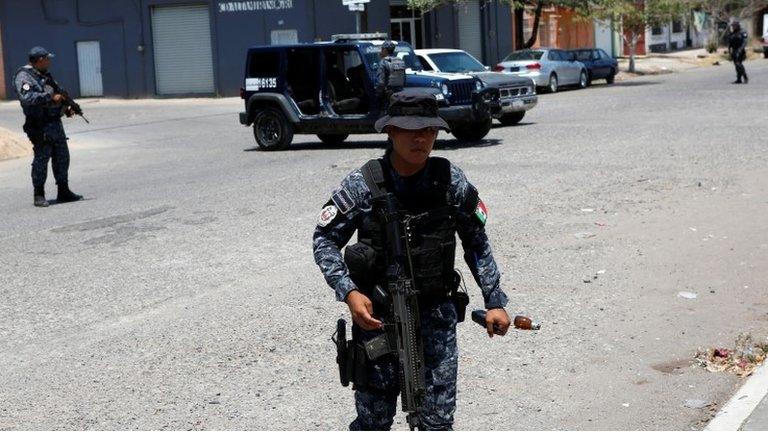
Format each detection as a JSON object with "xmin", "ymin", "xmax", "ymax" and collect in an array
[{"xmin": 218, "ymin": 1, "xmax": 294, "ymax": 13}]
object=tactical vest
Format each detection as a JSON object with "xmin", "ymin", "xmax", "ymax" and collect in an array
[
  {"xmin": 384, "ymin": 56, "xmax": 406, "ymax": 89},
  {"xmin": 350, "ymin": 157, "xmax": 458, "ymax": 297}
]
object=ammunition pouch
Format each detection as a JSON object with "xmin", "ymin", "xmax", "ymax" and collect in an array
[{"xmin": 344, "ymin": 242, "xmax": 377, "ymax": 291}]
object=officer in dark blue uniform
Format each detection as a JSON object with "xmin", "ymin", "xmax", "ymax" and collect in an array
[
  {"xmin": 13, "ymin": 46, "xmax": 83, "ymax": 207},
  {"xmin": 728, "ymin": 22, "xmax": 749, "ymax": 84},
  {"xmin": 375, "ymin": 40, "xmax": 406, "ymax": 111},
  {"xmin": 313, "ymin": 91, "xmax": 511, "ymax": 430}
]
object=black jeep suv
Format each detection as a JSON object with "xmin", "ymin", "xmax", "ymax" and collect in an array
[{"xmin": 239, "ymin": 35, "xmax": 500, "ymax": 150}]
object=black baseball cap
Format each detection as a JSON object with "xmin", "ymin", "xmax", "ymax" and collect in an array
[
  {"xmin": 374, "ymin": 89, "xmax": 450, "ymax": 133},
  {"xmin": 29, "ymin": 46, "xmax": 55, "ymax": 60}
]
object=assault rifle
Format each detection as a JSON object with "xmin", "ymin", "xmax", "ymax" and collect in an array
[
  {"xmin": 47, "ymin": 75, "xmax": 90, "ymax": 123},
  {"xmin": 382, "ymin": 192, "xmax": 427, "ymax": 430},
  {"xmin": 59, "ymin": 91, "xmax": 90, "ymax": 123}
]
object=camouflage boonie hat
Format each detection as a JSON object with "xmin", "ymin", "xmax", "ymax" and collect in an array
[{"xmin": 374, "ymin": 90, "xmax": 450, "ymax": 133}]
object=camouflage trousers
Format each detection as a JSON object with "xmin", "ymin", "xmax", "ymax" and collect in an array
[
  {"xmin": 350, "ymin": 300, "xmax": 458, "ymax": 431},
  {"xmin": 25, "ymin": 120, "xmax": 69, "ymax": 188}
]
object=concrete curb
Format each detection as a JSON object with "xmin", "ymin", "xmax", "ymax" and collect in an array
[{"xmin": 705, "ymin": 360, "xmax": 768, "ymax": 431}]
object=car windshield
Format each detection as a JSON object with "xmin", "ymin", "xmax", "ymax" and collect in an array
[
  {"xmin": 573, "ymin": 50, "xmax": 594, "ymax": 61},
  {"xmin": 503, "ymin": 50, "xmax": 544, "ymax": 61},
  {"xmin": 428, "ymin": 51, "xmax": 485, "ymax": 73},
  {"xmin": 363, "ymin": 43, "xmax": 422, "ymax": 71}
]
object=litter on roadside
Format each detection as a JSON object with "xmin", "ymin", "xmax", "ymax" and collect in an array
[
  {"xmin": 574, "ymin": 232, "xmax": 596, "ymax": 239},
  {"xmin": 678, "ymin": 291, "xmax": 698, "ymax": 299},
  {"xmin": 695, "ymin": 333, "xmax": 768, "ymax": 377}
]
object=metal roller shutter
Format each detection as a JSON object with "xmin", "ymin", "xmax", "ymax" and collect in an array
[
  {"xmin": 457, "ymin": 0, "xmax": 483, "ymax": 61},
  {"xmin": 151, "ymin": 5, "xmax": 214, "ymax": 95}
]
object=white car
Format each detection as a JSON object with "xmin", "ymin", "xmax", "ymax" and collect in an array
[
  {"xmin": 494, "ymin": 48, "xmax": 588, "ymax": 93},
  {"xmin": 416, "ymin": 48, "xmax": 538, "ymax": 125}
]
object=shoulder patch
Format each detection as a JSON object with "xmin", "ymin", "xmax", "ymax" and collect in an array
[
  {"xmin": 317, "ymin": 205, "xmax": 339, "ymax": 227},
  {"xmin": 21, "ymin": 83, "xmax": 31, "ymax": 92},
  {"xmin": 331, "ymin": 188, "xmax": 355, "ymax": 214},
  {"xmin": 474, "ymin": 199, "xmax": 488, "ymax": 225}
]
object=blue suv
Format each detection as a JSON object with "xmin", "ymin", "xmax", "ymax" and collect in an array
[{"xmin": 239, "ymin": 34, "xmax": 499, "ymax": 150}]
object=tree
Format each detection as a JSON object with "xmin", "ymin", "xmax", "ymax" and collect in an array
[
  {"xmin": 405, "ymin": 0, "xmax": 581, "ymax": 49},
  {"xmin": 573, "ymin": 0, "xmax": 687, "ymax": 73},
  {"xmin": 684, "ymin": 0, "xmax": 768, "ymax": 47}
]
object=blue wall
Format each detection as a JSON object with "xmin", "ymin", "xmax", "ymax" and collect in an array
[{"xmin": 1, "ymin": 0, "xmax": 511, "ymax": 99}]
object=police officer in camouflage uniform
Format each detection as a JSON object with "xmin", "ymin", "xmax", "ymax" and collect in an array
[
  {"xmin": 313, "ymin": 90, "xmax": 511, "ymax": 430},
  {"xmin": 728, "ymin": 22, "xmax": 749, "ymax": 84},
  {"xmin": 14, "ymin": 46, "xmax": 83, "ymax": 207},
  {"xmin": 375, "ymin": 40, "xmax": 407, "ymax": 112}
]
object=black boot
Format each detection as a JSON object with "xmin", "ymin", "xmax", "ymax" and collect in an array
[
  {"xmin": 57, "ymin": 183, "xmax": 83, "ymax": 203},
  {"xmin": 34, "ymin": 187, "xmax": 49, "ymax": 207}
]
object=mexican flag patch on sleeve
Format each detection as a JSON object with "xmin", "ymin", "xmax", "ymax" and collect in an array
[{"xmin": 474, "ymin": 199, "xmax": 488, "ymax": 225}]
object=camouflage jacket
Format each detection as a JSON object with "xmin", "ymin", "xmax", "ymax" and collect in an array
[
  {"xmin": 13, "ymin": 65, "xmax": 61, "ymax": 120},
  {"xmin": 312, "ymin": 157, "xmax": 508, "ymax": 309}
]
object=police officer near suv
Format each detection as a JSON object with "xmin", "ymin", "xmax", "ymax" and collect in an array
[
  {"xmin": 375, "ymin": 40, "xmax": 406, "ymax": 111},
  {"xmin": 13, "ymin": 46, "xmax": 83, "ymax": 207},
  {"xmin": 728, "ymin": 22, "xmax": 749, "ymax": 84},
  {"xmin": 313, "ymin": 90, "xmax": 512, "ymax": 430}
]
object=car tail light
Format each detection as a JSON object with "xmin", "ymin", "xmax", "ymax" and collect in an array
[
  {"xmin": 240, "ymin": 87, "xmax": 246, "ymax": 99},
  {"xmin": 492, "ymin": 64, "xmax": 505, "ymax": 72},
  {"xmin": 526, "ymin": 63, "xmax": 542, "ymax": 70}
]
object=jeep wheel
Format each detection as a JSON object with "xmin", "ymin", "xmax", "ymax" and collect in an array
[
  {"xmin": 452, "ymin": 118, "xmax": 492, "ymax": 143},
  {"xmin": 317, "ymin": 134, "xmax": 349, "ymax": 146},
  {"xmin": 253, "ymin": 107, "xmax": 293, "ymax": 151},
  {"xmin": 498, "ymin": 111, "xmax": 525, "ymax": 126}
]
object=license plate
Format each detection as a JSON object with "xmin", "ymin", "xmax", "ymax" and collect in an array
[
  {"xmin": 509, "ymin": 67, "xmax": 520, "ymax": 72},
  {"xmin": 512, "ymin": 99, "xmax": 524, "ymax": 108}
]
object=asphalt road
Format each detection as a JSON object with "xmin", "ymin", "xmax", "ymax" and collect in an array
[{"xmin": 1, "ymin": 61, "xmax": 767, "ymax": 430}]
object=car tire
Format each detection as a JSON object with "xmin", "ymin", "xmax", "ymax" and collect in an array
[
  {"xmin": 452, "ymin": 118, "xmax": 492, "ymax": 142},
  {"xmin": 579, "ymin": 70, "xmax": 588, "ymax": 89},
  {"xmin": 317, "ymin": 134, "xmax": 349, "ymax": 146},
  {"xmin": 253, "ymin": 107, "xmax": 293, "ymax": 151},
  {"xmin": 606, "ymin": 69, "xmax": 616, "ymax": 84},
  {"xmin": 498, "ymin": 111, "xmax": 525, "ymax": 126},
  {"xmin": 548, "ymin": 74, "xmax": 559, "ymax": 93}
]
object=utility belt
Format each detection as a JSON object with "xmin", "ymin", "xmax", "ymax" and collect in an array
[{"xmin": 332, "ymin": 243, "xmax": 469, "ymax": 389}]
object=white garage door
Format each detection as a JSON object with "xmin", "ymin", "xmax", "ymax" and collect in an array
[
  {"xmin": 151, "ymin": 5, "xmax": 214, "ymax": 95},
  {"xmin": 457, "ymin": 0, "xmax": 483, "ymax": 61}
]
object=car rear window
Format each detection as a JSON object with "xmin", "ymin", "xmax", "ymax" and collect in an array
[
  {"xmin": 573, "ymin": 50, "xmax": 594, "ymax": 61},
  {"xmin": 428, "ymin": 52, "xmax": 485, "ymax": 73},
  {"xmin": 503, "ymin": 50, "xmax": 544, "ymax": 61}
]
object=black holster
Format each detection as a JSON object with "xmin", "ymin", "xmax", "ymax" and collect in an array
[{"xmin": 448, "ymin": 270, "xmax": 469, "ymax": 323}]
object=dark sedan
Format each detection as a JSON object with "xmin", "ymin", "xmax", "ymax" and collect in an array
[{"xmin": 569, "ymin": 48, "xmax": 618, "ymax": 85}]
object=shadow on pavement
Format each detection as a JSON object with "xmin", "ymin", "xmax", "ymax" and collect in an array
[
  {"xmin": 612, "ymin": 81, "xmax": 662, "ymax": 87},
  {"xmin": 244, "ymin": 138, "xmax": 504, "ymax": 152},
  {"xmin": 491, "ymin": 121, "xmax": 535, "ymax": 129}
]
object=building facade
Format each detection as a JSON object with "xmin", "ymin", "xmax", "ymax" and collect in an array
[{"xmin": 1, "ymin": 0, "xmax": 513, "ymax": 99}]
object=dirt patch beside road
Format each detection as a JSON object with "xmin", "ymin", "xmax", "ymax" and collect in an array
[{"xmin": 0, "ymin": 126, "xmax": 30, "ymax": 162}]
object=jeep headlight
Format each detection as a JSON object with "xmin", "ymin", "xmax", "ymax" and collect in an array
[
  {"xmin": 441, "ymin": 83, "xmax": 450, "ymax": 96},
  {"xmin": 475, "ymin": 80, "xmax": 483, "ymax": 91}
]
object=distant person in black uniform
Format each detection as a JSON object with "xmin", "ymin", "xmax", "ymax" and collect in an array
[
  {"xmin": 728, "ymin": 22, "xmax": 749, "ymax": 84},
  {"xmin": 13, "ymin": 46, "xmax": 83, "ymax": 207},
  {"xmin": 375, "ymin": 40, "xmax": 406, "ymax": 112}
]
